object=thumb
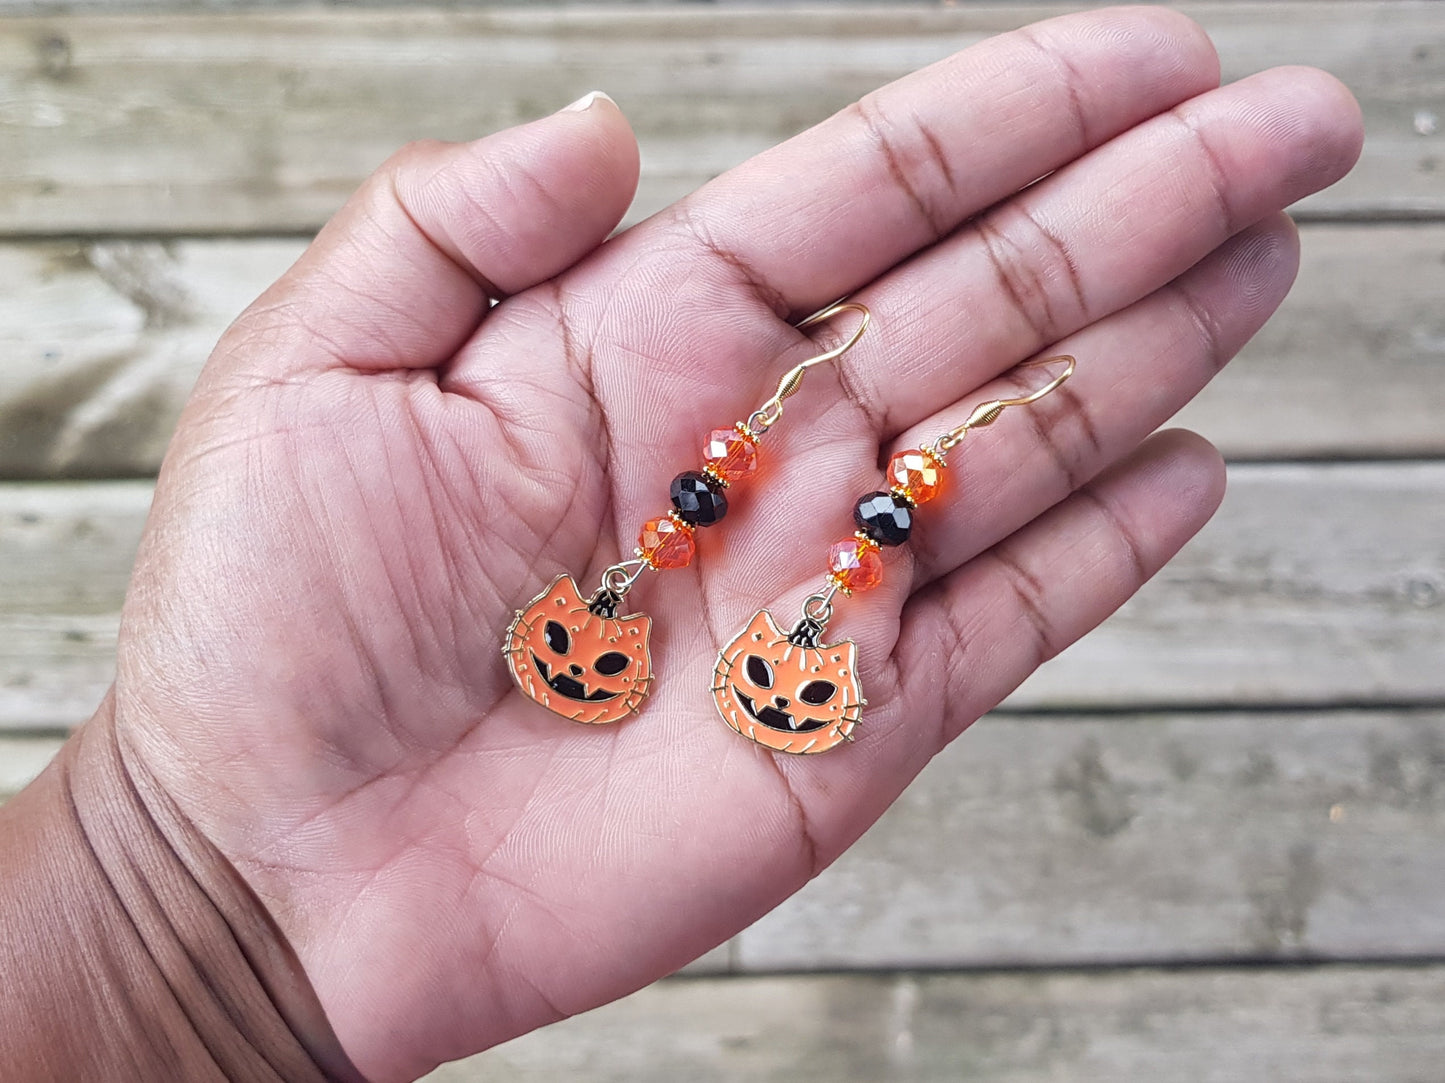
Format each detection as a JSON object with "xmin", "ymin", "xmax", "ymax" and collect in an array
[{"xmin": 219, "ymin": 91, "xmax": 639, "ymax": 376}]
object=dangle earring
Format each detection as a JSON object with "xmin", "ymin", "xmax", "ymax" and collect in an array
[
  {"xmin": 712, "ymin": 354, "xmax": 1076, "ymax": 754},
  {"xmin": 504, "ymin": 302, "xmax": 872, "ymax": 725}
]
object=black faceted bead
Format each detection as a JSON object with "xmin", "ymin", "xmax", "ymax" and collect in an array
[
  {"xmin": 853, "ymin": 490, "xmax": 913, "ymax": 546},
  {"xmin": 670, "ymin": 470, "xmax": 729, "ymax": 527}
]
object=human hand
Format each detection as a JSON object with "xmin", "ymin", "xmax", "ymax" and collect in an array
[{"xmin": 107, "ymin": 9, "xmax": 1362, "ymax": 1080}]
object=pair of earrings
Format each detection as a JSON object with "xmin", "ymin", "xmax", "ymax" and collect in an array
[{"xmin": 503, "ymin": 302, "xmax": 1074, "ymax": 755}]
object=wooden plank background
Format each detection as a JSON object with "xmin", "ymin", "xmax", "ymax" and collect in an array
[
  {"xmin": 0, "ymin": 3, "xmax": 1442, "ymax": 233},
  {"xmin": 3, "ymin": 463, "xmax": 1443, "ymax": 729},
  {"xmin": 429, "ymin": 967, "xmax": 1445, "ymax": 1082},
  {"xmin": 3, "ymin": 223, "xmax": 1443, "ymax": 480},
  {"xmin": 1, "ymin": 2, "xmax": 1442, "ymax": 1079}
]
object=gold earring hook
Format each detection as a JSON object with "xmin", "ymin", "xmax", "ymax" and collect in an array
[
  {"xmin": 926, "ymin": 353, "xmax": 1076, "ymax": 459},
  {"xmin": 746, "ymin": 301, "xmax": 871, "ymax": 435}
]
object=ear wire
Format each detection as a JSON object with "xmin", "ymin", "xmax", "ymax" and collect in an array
[
  {"xmin": 926, "ymin": 354, "xmax": 1075, "ymax": 459},
  {"xmin": 793, "ymin": 352, "xmax": 1078, "ymax": 642},
  {"xmin": 598, "ymin": 301, "xmax": 873, "ymax": 601},
  {"xmin": 745, "ymin": 302, "xmax": 871, "ymax": 434}
]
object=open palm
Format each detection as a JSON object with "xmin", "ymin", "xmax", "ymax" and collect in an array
[{"xmin": 108, "ymin": 9, "xmax": 1362, "ymax": 1081}]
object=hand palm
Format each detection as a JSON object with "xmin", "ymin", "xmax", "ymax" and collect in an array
[{"xmin": 105, "ymin": 12, "xmax": 1361, "ymax": 1082}]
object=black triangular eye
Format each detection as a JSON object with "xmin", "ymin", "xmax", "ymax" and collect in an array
[
  {"xmin": 799, "ymin": 680, "xmax": 837, "ymax": 706},
  {"xmin": 544, "ymin": 621, "xmax": 570, "ymax": 655},
  {"xmin": 745, "ymin": 654, "xmax": 773, "ymax": 689},
  {"xmin": 594, "ymin": 651, "xmax": 629, "ymax": 676}
]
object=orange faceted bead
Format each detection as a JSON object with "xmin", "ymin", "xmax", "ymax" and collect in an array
[
  {"xmin": 703, "ymin": 426, "xmax": 759, "ymax": 482},
  {"xmin": 639, "ymin": 515, "xmax": 696, "ymax": 570},
  {"xmin": 827, "ymin": 537, "xmax": 884, "ymax": 594},
  {"xmin": 888, "ymin": 448, "xmax": 944, "ymax": 505}
]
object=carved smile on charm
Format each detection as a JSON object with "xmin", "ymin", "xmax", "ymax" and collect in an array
[
  {"xmin": 733, "ymin": 690, "xmax": 830, "ymax": 733},
  {"xmin": 712, "ymin": 609, "xmax": 863, "ymax": 755},
  {"xmin": 504, "ymin": 574, "xmax": 654, "ymax": 725},
  {"xmin": 531, "ymin": 653, "xmax": 621, "ymax": 703}
]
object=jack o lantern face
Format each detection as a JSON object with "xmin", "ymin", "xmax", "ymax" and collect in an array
[
  {"xmin": 505, "ymin": 574, "xmax": 653, "ymax": 725},
  {"xmin": 712, "ymin": 609, "xmax": 863, "ymax": 755}
]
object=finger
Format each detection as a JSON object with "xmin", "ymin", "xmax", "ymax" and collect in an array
[
  {"xmin": 777, "ymin": 430, "xmax": 1227, "ymax": 848},
  {"xmin": 629, "ymin": 5, "xmax": 1221, "ymax": 316},
  {"xmin": 904, "ymin": 428, "xmax": 1227, "ymax": 741},
  {"xmin": 897, "ymin": 212, "xmax": 1298, "ymax": 587},
  {"xmin": 775, "ymin": 215, "xmax": 1292, "ymax": 702},
  {"xmin": 838, "ymin": 65, "xmax": 1361, "ymax": 440},
  {"xmin": 706, "ymin": 211, "xmax": 1293, "ymax": 634},
  {"xmin": 494, "ymin": 61, "xmax": 1353, "ymax": 555},
  {"xmin": 217, "ymin": 93, "xmax": 639, "ymax": 376}
]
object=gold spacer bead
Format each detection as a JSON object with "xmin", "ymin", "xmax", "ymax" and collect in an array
[{"xmin": 853, "ymin": 531, "xmax": 882, "ymax": 552}]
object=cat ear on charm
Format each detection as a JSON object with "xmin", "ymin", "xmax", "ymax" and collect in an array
[
  {"xmin": 503, "ymin": 301, "xmax": 877, "ymax": 729},
  {"xmin": 550, "ymin": 573, "xmax": 587, "ymax": 608},
  {"xmin": 626, "ymin": 611, "xmax": 653, "ymax": 644},
  {"xmin": 741, "ymin": 608, "xmax": 785, "ymax": 644},
  {"xmin": 511, "ymin": 573, "xmax": 584, "ymax": 618}
]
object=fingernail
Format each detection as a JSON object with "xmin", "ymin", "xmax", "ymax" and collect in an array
[{"xmin": 561, "ymin": 90, "xmax": 615, "ymax": 113}]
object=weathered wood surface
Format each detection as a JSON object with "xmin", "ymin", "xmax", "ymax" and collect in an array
[
  {"xmin": 0, "ymin": 1, "xmax": 1438, "ymax": 1071},
  {"xmin": 0, "ymin": 734, "xmax": 62, "ymax": 798},
  {"xmin": 745, "ymin": 708, "xmax": 1445, "ymax": 969},
  {"xmin": 2, "ymin": 706, "xmax": 1443, "ymax": 969},
  {"xmin": 3, "ymin": 223, "xmax": 1443, "ymax": 479},
  {"xmin": 0, "ymin": 3, "xmax": 1440, "ymax": 235},
  {"xmin": 1023, "ymin": 461, "xmax": 1445, "ymax": 710},
  {"xmin": 0, "ymin": 481, "xmax": 148, "ymax": 727},
  {"xmin": 422, "ymin": 965, "xmax": 1445, "ymax": 1082},
  {"xmin": 2, "ymin": 464, "xmax": 1442, "ymax": 728},
  {"xmin": 1171, "ymin": 223, "xmax": 1445, "ymax": 460},
  {"xmin": 0, "ymin": 241, "xmax": 297, "ymax": 478}
]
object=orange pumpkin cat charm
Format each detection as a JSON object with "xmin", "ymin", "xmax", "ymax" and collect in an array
[
  {"xmin": 505, "ymin": 575, "xmax": 653, "ymax": 724},
  {"xmin": 500, "ymin": 304, "xmax": 873, "ymax": 727},
  {"xmin": 709, "ymin": 354, "xmax": 1076, "ymax": 756},
  {"xmin": 712, "ymin": 609, "xmax": 863, "ymax": 755}
]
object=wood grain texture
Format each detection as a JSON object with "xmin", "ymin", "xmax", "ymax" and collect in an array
[
  {"xmin": 0, "ymin": 3, "xmax": 1439, "ymax": 235},
  {"xmin": 422, "ymin": 965, "xmax": 1445, "ymax": 1082},
  {"xmin": 3, "ymin": 710, "xmax": 1439, "ymax": 1073},
  {"xmin": 1020, "ymin": 461, "xmax": 1445, "ymax": 710},
  {"xmin": 741, "ymin": 709, "xmax": 1445, "ymax": 970},
  {"xmin": 2, "ymin": 464, "xmax": 1442, "ymax": 728},
  {"xmin": 2, "ymin": 223, "xmax": 1442, "ymax": 478},
  {"xmin": 2, "ymin": 709, "xmax": 1443, "ymax": 970},
  {"xmin": 0, "ymin": 481, "xmax": 148, "ymax": 727},
  {"xmin": 0, "ymin": 240, "xmax": 296, "ymax": 477},
  {"xmin": 1171, "ymin": 223, "xmax": 1445, "ymax": 460},
  {"xmin": 0, "ymin": 734, "xmax": 63, "ymax": 798}
]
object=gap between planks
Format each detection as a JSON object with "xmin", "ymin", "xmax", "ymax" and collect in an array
[
  {"xmin": 4, "ymin": 708, "xmax": 1444, "ymax": 970},
  {"xmin": 1, "ymin": 222, "xmax": 1442, "ymax": 479},
  {"xmin": 1, "ymin": 464, "xmax": 1443, "ymax": 727},
  {"xmin": 0, "ymin": 2, "xmax": 1440, "ymax": 233},
  {"xmin": 422, "ymin": 963, "xmax": 1445, "ymax": 1082}
]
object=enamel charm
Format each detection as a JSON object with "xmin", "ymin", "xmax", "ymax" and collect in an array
[
  {"xmin": 502, "ymin": 301, "xmax": 873, "ymax": 724},
  {"xmin": 712, "ymin": 609, "xmax": 863, "ymax": 755},
  {"xmin": 505, "ymin": 574, "xmax": 653, "ymax": 724},
  {"xmin": 711, "ymin": 353, "xmax": 1077, "ymax": 754}
]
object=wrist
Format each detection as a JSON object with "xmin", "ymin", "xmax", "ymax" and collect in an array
[{"xmin": 0, "ymin": 695, "xmax": 368, "ymax": 1082}]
